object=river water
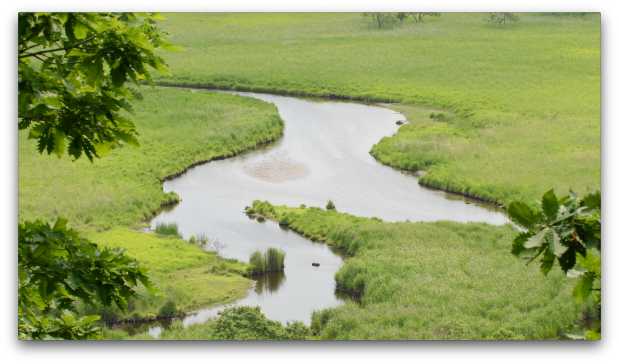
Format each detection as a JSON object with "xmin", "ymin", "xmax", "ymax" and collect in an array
[{"xmin": 147, "ymin": 91, "xmax": 508, "ymax": 335}]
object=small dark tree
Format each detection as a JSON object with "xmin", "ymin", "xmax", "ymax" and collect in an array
[
  {"xmin": 363, "ymin": 12, "xmax": 397, "ymax": 29},
  {"xmin": 486, "ymin": 12, "xmax": 519, "ymax": 25},
  {"xmin": 410, "ymin": 12, "xmax": 441, "ymax": 23}
]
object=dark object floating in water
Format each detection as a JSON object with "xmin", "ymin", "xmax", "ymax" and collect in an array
[
  {"xmin": 396, "ymin": 120, "xmax": 405, "ymax": 125},
  {"xmin": 312, "ymin": 262, "xmax": 320, "ymax": 267}
]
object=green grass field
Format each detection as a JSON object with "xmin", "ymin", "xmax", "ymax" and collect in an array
[
  {"xmin": 250, "ymin": 201, "xmax": 579, "ymax": 339},
  {"xmin": 157, "ymin": 12, "xmax": 600, "ymax": 205},
  {"xmin": 19, "ymin": 87, "xmax": 283, "ymax": 320}
]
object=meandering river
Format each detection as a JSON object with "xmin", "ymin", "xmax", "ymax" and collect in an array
[{"xmin": 147, "ymin": 91, "xmax": 508, "ymax": 336}]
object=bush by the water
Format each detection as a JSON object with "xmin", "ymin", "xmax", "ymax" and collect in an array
[
  {"xmin": 155, "ymin": 222, "xmax": 180, "ymax": 237},
  {"xmin": 248, "ymin": 248, "xmax": 285, "ymax": 276},
  {"xmin": 150, "ymin": 306, "xmax": 310, "ymax": 340},
  {"xmin": 158, "ymin": 300, "xmax": 179, "ymax": 318},
  {"xmin": 326, "ymin": 200, "xmax": 336, "ymax": 210}
]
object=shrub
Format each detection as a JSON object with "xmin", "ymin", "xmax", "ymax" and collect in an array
[
  {"xmin": 158, "ymin": 300, "xmax": 179, "ymax": 318},
  {"xmin": 211, "ymin": 306, "xmax": 309, "ymax": 340},
  {"xmin": 154, "ymin": 222, "xmax": 180, "ymax": 237},
  {"xmin": 326, "ymin": 200, "xmax": 336, "ymax": 210}
]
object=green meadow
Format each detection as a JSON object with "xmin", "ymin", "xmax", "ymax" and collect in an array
[{"xmin": 158, "ymin": 12, "xmax": 600, "ymax": 206}]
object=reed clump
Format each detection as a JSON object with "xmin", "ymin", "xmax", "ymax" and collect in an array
[{"xmin": 248, "ymin": 247, "xmax": 285, "ymax": 276}]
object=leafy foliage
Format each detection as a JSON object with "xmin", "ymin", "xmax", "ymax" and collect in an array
[
  {"xmin": 18, "ymin": 218, "xmax": 150, "ymax": 339},
  {"xmin": 508, "ymin": 190, "xmax": 601, "ymax": 339},
  {"xmin": 18, "ymin": 12, "xmax": 172, "ymax": 160},
  {"xmin": 211, "ymin": 306, "xmax": 309, "ymax": 340}
]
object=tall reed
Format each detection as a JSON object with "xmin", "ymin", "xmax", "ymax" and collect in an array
[{"xmin": 248, "ymin": 247, "xmax": 285, "ymax": 276}]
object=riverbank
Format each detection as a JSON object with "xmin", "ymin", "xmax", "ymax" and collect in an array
[
  {"xmin": 157, "ymin": 12, "xmax": 600, "ymax": 206},
  {"xmin": 19, "ymin": 87, "xmax": 284, "ymax": 324},
  {"xmin": 249, "ymin": 201, "xmax": 579, "ymax": 339}
]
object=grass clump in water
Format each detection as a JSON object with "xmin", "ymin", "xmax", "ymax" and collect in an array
[
  {"xmin": 248, "ymin": 248, "xmax": 285, "ymax": 276},
  {"xmin": 154, "ymin": 222, "xmax": 180, "ymax": 237}
]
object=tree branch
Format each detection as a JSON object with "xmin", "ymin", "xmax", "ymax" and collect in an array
[{"xmin": 19, "ymin": 35, "xmax": 98, "ymax": 59}]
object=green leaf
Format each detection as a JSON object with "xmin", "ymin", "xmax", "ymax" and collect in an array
[
  {"xmin": 53, "ymin": 130, "xmax": 66, "ymax": 158},
  {"xmin": 573, "ymin": 272, "xmax": 595, "ymax": 303},
  {"xmin": 73, "ymin": 22, "xmax": 89, "ymax": 40},
  {"xmin": 549, "ymin": 229, "xmax": 567, "ymax": 257},
  {"xmin": 582, "ymin": 191, "xmax": 601, "ymax": 211},
  {"xmin": 524, "ymin": 228, "xmax": 548, "ymax": 249},
  {"xmin": 542, "ymin": 189, "xmax": 559, "ymax": 221},
  {"xmin": 507, "ymin": 201, "xmax": 539, "ymax": 229},
  {"xmin": 540, "ymin": 248, "xmax": 555, "ymax": 275}
]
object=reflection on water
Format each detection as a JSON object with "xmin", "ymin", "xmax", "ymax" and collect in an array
[
  {"xmin": 255, "ymin": 272, "xmax": 286, "ymax": 294},
  {"xmin": 138, "ymin": 90, "xmax": 508, "ymax": 337}
]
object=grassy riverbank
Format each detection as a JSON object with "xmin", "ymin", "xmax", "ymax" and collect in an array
[
  {"xmin": 19, "ymin": 87, "xmax": 283, "ymax": 230},
  {"xmin": 19, "ymin": 87, "xmax": 283, "ymax": 322},
  {"xmin": 89, "ymin": 229, "xmax": 250, "ymax": 320},
  {"xmin": 157, "ymin": 12, "xmax": 600, "ymax": 205},
  {"xmin": 249, "ymin": 201, "xmax": 579, "ymax": 339}
]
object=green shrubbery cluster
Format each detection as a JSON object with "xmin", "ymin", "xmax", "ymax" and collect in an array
[{"xmin": 152, "ymin": 306, "xmax": 310, "ymax": 340}]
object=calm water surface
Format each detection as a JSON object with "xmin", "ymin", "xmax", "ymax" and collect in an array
[{"xmin": 148, "ymin": 91, "xmax": 507, "ymax": 335}]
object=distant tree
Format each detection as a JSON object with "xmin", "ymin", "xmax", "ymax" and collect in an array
[
  {"xmin": 410, "ymin": 12, "xmax": 441, "ymax": 23},
  {"xmin": 486, "ymin": 12, "xmax": 519, "ymax": 25},
  {"xmin": 365, "ymin": 12, "xmax": 441, "ymax": 28},
  {"xmin": 18, "ymin": 12, "xmax": 173, "ymax": 160},
  {"xmin": 395, "ymin": 12, "xmax": 410, "ymax": 23},
  {"xmin": 508, "ymin": 190, "xmax": 601, "ymax": 340},
  {"xmin": 363, "ymin": 12, "xmax": 397, "ymax": 29}
]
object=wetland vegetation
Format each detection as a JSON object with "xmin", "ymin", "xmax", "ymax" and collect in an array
[{"xmin": 18, "ymin": 12, "xmax": 600, "ymax": 340}]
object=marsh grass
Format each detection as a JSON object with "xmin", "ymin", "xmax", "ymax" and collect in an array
[
  {"xmin": 155, "ymin": 222, "xmax": 180, "ymax": 237},
  {"xmin": 250, "ymin": 201, "xmax": 580, "ymax": 339}
]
